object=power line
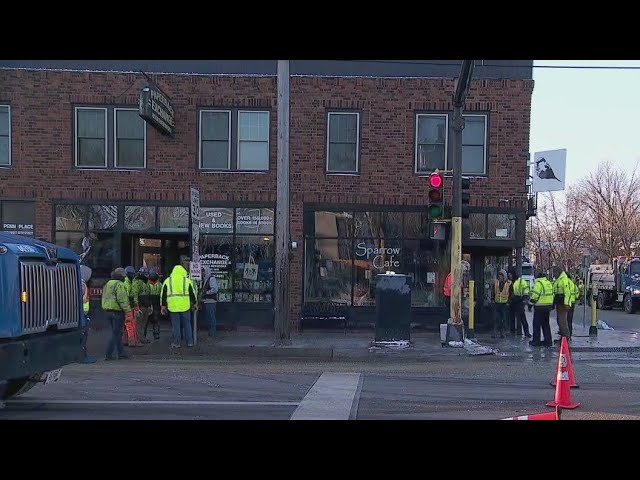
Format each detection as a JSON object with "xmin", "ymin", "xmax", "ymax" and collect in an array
[{"xmin": 334, "ymin": 60, "xmax": 640, "ymax": 70}]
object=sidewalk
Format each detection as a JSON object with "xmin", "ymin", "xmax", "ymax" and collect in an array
[{"xmin": 85, "ymin": 308, "xmax": 640, "ymax": 362}]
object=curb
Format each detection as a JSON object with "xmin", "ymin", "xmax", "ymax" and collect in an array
[{"xmin": 131, "ymin": 345, "xmax": 336, "ymax": 361}]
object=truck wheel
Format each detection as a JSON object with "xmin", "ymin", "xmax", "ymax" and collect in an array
[
  {"xmin": 597, "ymin": 292, "xmax": 606, "ymax": 310},
  {"xmin": 624, "ymin": 294, "xmax": 637, "ymax": 314},
  {"xmin": 0, "ymin": 374, "xmax": 41, "ymax": 400}
]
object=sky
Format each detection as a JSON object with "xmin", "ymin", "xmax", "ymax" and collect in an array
[{"xmin": 529, "ymin": 60, "xmax": 640, "ymax": 189}]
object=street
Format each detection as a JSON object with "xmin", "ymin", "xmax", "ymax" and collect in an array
[{"xmin": 3, "ymin": 347, "xmax": 640, "ymax": 420}]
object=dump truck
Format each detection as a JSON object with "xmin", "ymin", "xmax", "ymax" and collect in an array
[
  {"xmin": 0, "ymin": 233, "xmax": 87, "ymax": 403},
  {"xmin": 588, "ymin": 256, "xmax": 640, "ymax": 314}
]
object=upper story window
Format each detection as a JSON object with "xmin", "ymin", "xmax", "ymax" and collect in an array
[
  {"xmin": 74, "ymin": 106, "xmax": 146, "ymax": 170},
  {"xmin": 76, "ymin": 108, "xmax": 107, "ymax": 167},
  {"xmin": 200, "ymin": 110, "xmax": 231, "ymax": 169},
  {"xmin": 115, "ymin": 109, "xmax": 146, "ymax": 169},
  {"xmin": 238, "ymin": 111, "xmax": 269, "ymax": 170},
  {"xmin": 0, "ymin": 105, "xmax": 10, "ymax": 167},
  {"xmin": 461, "ymin": 115, "xmax": 487, "ymax": 175},
  {"xmin": 414, "ymin": 113, "xmax": 488, "ymax": 175},
  {"xmin": 415, "ymin": 114, "xmax": 447, "ymax": 173},
  {"xmin": 199, "ymin": 109, "xmax": 270, "ymax": 171},
  {"xmin": 326, "ymin": 112, "xmax": 360, "ymax": 174}
]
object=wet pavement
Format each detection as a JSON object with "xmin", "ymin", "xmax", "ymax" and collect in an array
[{"xmin": 84, "ymin": 308, "xmax": 640, "ymax": 362}]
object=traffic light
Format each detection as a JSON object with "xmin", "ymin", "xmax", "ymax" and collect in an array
[
  {"xmin": 428, "ymin": 171, "xmax": 444, "ymax": 219},
  {"xmin": 461, "ymin": 176, "xmax": 471, "ymax": 218}
]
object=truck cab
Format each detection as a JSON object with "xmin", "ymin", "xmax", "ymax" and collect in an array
[
  {"xmin": 589, "ymin": 256, "xmax": 640, "ymax": 313},
  {"xmin": 0, "ymin": 233, "xmax": 87, "ymax": 401},
  {"xmin": 521, "ymin": 262, "xmax": 536, "ymax": 291}
]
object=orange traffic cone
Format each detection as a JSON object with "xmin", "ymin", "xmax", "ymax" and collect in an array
[
  {"xmin": 501, "ymin": 407, "xmax": 560, "ymax": 420},
  {"xmin": 551, "ymin": 338, "xmax": 579, "ymax": 389},
  {"xmin": 546, "ymin": 336, "xmax": 581, "ymax": 409}
]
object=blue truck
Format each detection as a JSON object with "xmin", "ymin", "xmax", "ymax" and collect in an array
[
  {"xmin": 588, "ymin": 256, "xmax": 640, "ymax": 314},
  {"xmin": 0, "ymin": 233, "xmax": 87, "ymax": 402}
]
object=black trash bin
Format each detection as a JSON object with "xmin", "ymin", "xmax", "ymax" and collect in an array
[{"xmin": 375, "ymin": 273, "xmax": 411, "ymax": 342}]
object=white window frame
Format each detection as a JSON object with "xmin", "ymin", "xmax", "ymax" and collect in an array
[
  {"xmin": 114, "ymin": 107, "xmax": 147, "ymax": 170},
  {"xmin": 326, "ymin": 112, "xmax": 360, "ymax": 174},
  {"xmin": 414, "ymin": 113, "xmax": 448, "ymax": 175},
  {"xmin": 74, "ymin": 106, "xmax": 107, "ymax": 168},
  {"xmin": 199, "ymin": 109, "xmax": 232, "ymax": 170},
  {"xmin": 0, "ymin": 105, "xmax": 11, "ymax": 167},
  {"xmin": 237, "ymin": 110, "xmax": 270, "ymax": 171},
  {"xmin": 461, "ymin": 114, "xmax": 488, "ymax": 176}
]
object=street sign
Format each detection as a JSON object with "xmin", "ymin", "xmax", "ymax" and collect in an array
[
  {"xmin": 189, "ymin": 261, "xmax": 202, "ymax": 281},
  {"xmin": 531, "ymin": 149, "xmax": 566, "ymax": 192}
]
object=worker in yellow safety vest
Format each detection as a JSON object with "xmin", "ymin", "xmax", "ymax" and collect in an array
[
  {"xmin": 529, "ymin": 272, "xmax": 554, "ymax": 347},
  {"xmin": 492, "ymin": 269, "xmax": 511, "ymax": 339},
  {"xmin": 161, "ymin": 265, "xmax": 197, "ymax": 348},
  {"xmin": 80, "ymin": 265, "xmax": 97, "ymax": 364},
  {"xmin": 102, "ymin": 267, "xmax": 132, "ymax": 360},
  {"xmin": 552, "ymin": 267, "xmax": 572, "ymax": 340},
  {"xmin": 509, "ymin": 269, "xmax": 531, "ymax": 338},
  {"xmin": 567, "ymin": 275, "xmax": 579, "ymax": 340}
]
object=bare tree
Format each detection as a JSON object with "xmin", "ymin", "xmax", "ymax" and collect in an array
[
  {"xmin": 527, "ymin": 188, "xmax": 589, "ymax": 272},
  {"xmin": 575, "ymin": 160, "xmax": 640, "ymax": 261}
]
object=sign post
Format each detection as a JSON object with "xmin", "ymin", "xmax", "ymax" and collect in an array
[{"xmin": 189, "ymin": 187, "xmax": 200, "ymax": 345}]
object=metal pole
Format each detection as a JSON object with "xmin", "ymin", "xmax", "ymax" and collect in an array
[
  {"xmin": 274, "ymin": 60, "xmax": 291, "ymax": 343},
  {"xmin": 467, "ymin": 280, "xmax": 475, "ymax": 339},
  {"xmin": 590, "ymin": 283, "xmax": 598, "ymax": 337},
  {"xmin": 449, "ymin": 60, "xmax": 474, "ymax": 330}
]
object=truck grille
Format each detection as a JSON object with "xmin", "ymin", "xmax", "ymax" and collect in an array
[{"xmin": 19, "ymin": 261, "xmax": 80, "ymax": 334}]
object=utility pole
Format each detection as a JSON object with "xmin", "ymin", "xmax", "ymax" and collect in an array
[
  {"xmin": 274, "ymin": 60, "xmax": 291, "ymax": 343},
  {"xmin": 450, "ymin": 60, "xmax": 475, "ymax": 328}
]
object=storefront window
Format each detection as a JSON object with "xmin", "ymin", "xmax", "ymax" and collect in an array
[
  {"xmin": 314, "ymin": 211, "xmax": 354, "ymax": 238},
  {"xmin": 55, "ymin": 205, "xmax": 86, "ymax": 231},
  {"xmin": 125, "ymin": 205, "xmax": 156, "ymax": 231},
  {"xmin": 488, "ymin": 213, "xmax": 516, "ymax": 240},
  {"xmin": 483, "ymin": 255, "xmax": 512, "ymax": 304},
  {"xmin": 159, "ymin": 206, "xmax": 189, "ymax": 233},
  {"xmin": 55, "ymin": 231, "xmax": 84, "ymax": 254},
  {"xmin": 402, "ymin": 238, "xmax": 450, "ymax": 307},
  {"xmin": 354, "ymin": 211, "xmax": 402, "ymax": 238},
  {"xmin": 235, "ymin": 207, "xmax": 274, "ymax": 235},
  {"xmin": 201, "ymin": 235, "xmax": 233, "ymax": 302},
  {"xmin": 467, "ymin": 213, "xmax": 486, "ymax": 239},
  {"xmin": 88, "ymin": 205, "xmax": 117, "ymax": 230},
  {"xmin": 1, "ymin": 201, "xmax": 35, "ymax": 237},
  {"xmin": 304, "ymin": 209, "xmax": 461, "ymax": 309},
  {"xmin": 353, "ymin": 238, "xmax": 403, "ymax": 306},
  {"xmin": 84, "ymin": 232, "xmax": 116, "ymax": 283},
  {"xmin": 233, "ymin": 235, "xmax": 274, "ymax": 303},
  {"xmin": 305, "ymin": 238, "xmax": 353, "ymax": 305},
  {"xmin": 404, "ymin": 212, "xmax": 429, "ymax": 238},
  {"xmin": 200, "ymin": 207, "xmax": 233, "ymax": 234}
]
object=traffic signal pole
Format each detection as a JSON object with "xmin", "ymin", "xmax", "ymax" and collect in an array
[{"xmin": 450, "ymin": 60, "xmax": 475, "ymax": 328}]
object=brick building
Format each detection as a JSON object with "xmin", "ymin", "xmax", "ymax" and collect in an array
[{"xmin": 0, "ymin": 60, "xmax": 534, "ymax": 331}]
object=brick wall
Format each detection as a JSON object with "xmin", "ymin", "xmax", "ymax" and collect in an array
[{"xmin": 0, "ymin": 69, "xmax": 533, "ymax": 331}]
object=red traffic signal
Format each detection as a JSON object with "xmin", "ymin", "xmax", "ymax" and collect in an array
[
  {"xmin": 429, "ymin": 172, "xmax": 443, "ymax": 188},
  {"xmin": 428, "ymin": 171, "xmax": 444, "ymax": 219}
]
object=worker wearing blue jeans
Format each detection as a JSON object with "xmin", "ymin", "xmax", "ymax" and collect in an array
[{"xmin": 202, "ymin": 267, "xmax": 219, "ymax": 338}]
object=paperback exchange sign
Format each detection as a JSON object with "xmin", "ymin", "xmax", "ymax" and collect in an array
[{"xmin": 138, "ymin": 84, "xmax": 175, "ymax": 136}]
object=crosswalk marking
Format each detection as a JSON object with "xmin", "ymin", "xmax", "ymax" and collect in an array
[
  {"xmin": 612, "ymin": 372, "xmax": 640, "ymax": 378},
  {"xmin": 290, "ymin": 372, "xmax": 361, "ymax": 420},
  {"xmin": 586, "ymin": 363, "xmax": 640, "ymax": 368},
  {"xmin": 586, "ymin": 362, "xmax": 640, "ymax": 378}
]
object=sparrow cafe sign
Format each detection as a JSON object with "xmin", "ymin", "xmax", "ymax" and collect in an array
[
  {"xmin": 139, "ymin": 84, "xmax": 176, "ymax": 136},
  {"xmin": 356, "ymin": 242, "xmax": 400, "ymax": 271}
]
